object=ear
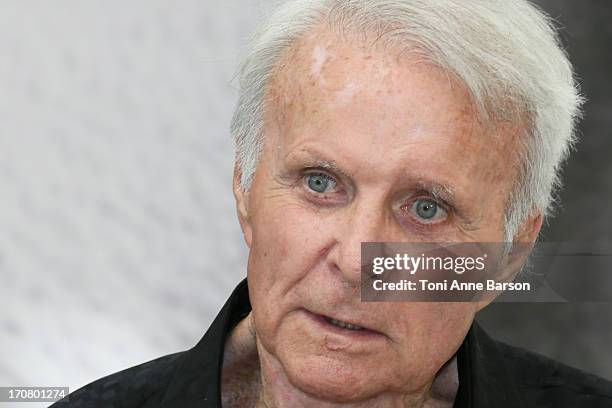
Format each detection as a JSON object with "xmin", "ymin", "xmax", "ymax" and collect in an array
[
  {"xmin": 474, "ymin": 211, "xmax": 543, "ymax": 313},
  {"xmin": 233, "ymin": 163, "xmax": 253, "ymax": 248},
  {"xmin": 512, "ymin": 211, "xmax": 543, "ymax": 243}
]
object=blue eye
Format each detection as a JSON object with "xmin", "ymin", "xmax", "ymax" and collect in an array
[
  {"xmin": 306, "ymin": 173, "xmax": 336, "ymax": 193},
  {"xmin": 412, "ymin": 199, "xmax": 444, "ymax": 220}
]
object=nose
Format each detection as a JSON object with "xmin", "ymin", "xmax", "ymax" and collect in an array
[{"xmin": 327, "ymin": 196, "xmax": 392, "ymax": 286}]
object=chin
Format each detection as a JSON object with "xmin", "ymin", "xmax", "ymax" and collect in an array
[{"xmin": 281, "ymin": 353, "xmax": 388, "ymax": 403}]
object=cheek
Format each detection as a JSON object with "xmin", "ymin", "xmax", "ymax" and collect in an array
[
  {"xmin": 382, "ymin": 303, "xmax": 474, "ymax": 381},
  {"xmin": 247, "ymin": 202, "xmax": 333, "ymax": 331},
  {"xmin": 249, "ymin": 202, "xmax": 330, "ymax": 275}
]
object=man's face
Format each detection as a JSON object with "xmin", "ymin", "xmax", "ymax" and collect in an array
[{"xmin": 235, "ymin": 31, "xmax": 527, "ymax": 402}]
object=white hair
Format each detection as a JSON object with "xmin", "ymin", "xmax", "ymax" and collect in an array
[{"xmin": 230, "ymin": 0, "xmax": 584, "ymax": 241}]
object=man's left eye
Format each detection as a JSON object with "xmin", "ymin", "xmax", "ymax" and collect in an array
[
  {"xmin": 305, "ymin": 173, "xmax": 337, "ymax": 193},
  {"xmin": 408, "ymin": 198, "xmax": 447, "ymax": 222}
]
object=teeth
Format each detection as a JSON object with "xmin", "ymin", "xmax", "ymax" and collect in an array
[{"xmin": 326, "ymin": 317, "xmax": 363, "ymax": 330}]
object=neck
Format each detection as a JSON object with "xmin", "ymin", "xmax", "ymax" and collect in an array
[
  {"xmin": 221, "ymin": 314, "xmax": 458, "ymax": 408},
  {"xmin": 221, "ymin": 313, "xmax": 260, "ymax": 407}
]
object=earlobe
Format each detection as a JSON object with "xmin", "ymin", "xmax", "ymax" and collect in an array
[{"xmin": 233, "ymin": 164, "xmax": 253, "ymax": 248}]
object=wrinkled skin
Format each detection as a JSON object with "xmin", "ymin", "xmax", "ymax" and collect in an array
[{"xmin": 229, "ymin": 28, "xmax": 542, "ymax": 407}]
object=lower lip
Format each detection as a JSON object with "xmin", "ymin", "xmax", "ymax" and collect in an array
[{"xmin": 304, "ymin": 310, "xmax": 385, "ymax": 340}]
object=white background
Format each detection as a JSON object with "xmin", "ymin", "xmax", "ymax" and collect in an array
[{"xmin": 0, "ymin": 1, "xmax": 277, "ymax": 402}]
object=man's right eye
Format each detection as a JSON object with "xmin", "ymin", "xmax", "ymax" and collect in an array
[{"xmin": 305, "ymin": 173, "xmax": 337, "ymax": 194}]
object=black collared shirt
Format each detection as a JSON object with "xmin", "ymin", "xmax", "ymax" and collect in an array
[{"xmin": 54, "ymin": 278, "xmax": 612, "ymax": 407}]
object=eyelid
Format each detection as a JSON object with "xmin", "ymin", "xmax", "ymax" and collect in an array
[
  {"xmin": 304, "ymin": 169, "xmax": 335, "ymax": 178},
  {"xmin": 415, "ymin": 193, "xmax": 451, "ymax": 211},
  {"xmin": 302, "ymin": 169, "xmax": 339, "ymax": 185},
  {"xmin": 415, "ymin": 198, "xmax": 447, "ymax": 215}
]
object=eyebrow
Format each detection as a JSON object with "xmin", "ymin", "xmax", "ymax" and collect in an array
[
  {"xmin": 312, "ymin": 159, "xmax": 353, "ymax": 180},
  {"xmin": 285, "ymin": 147, "xmax": 354, "ymax": 179},
  {"xmin": 412, "ymin": 179, "xmax": 457, "ymax": 207}
]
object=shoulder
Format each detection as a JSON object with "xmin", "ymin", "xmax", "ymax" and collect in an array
[
  {"xmin": 51, "ymin": 351, "xmax": 185, "ymax": 408},
  {"xmin": 496, "ymin": 340, "xmax": 612, "ymax": 407}
]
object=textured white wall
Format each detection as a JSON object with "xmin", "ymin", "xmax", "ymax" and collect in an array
[{"xmin": 0, "ymin": 0, "xmax": 274, "ymax": 401}]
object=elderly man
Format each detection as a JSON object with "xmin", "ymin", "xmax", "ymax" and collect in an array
[{"xmin": 56, "ymin": 0, "xmax": 612, "ymax": 407}]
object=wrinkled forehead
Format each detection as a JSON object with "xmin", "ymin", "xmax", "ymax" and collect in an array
[
  {"xmin": 267, "ymin": 26, "xmax": 412, "ymax": 109},
  {"xmin": 264, "ymin": 25, "xmax": 524, "ymax": 158}
]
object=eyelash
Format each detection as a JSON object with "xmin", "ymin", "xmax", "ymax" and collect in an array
[
  {"xmin": 304, "ymin": 171, "xmax": 336, "ymax": 184},
  {"xmin": 302, "ymin": 171, "xmax": 340, "ymax": 194}
]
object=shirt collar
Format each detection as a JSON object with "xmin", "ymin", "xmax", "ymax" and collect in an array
[{"xmin": 454, "ymin": 321, "xmax": 527, "ymax": 408}]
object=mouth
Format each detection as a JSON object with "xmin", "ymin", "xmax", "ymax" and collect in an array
[
  {"xmin": 324, "ymin": 316, "xmax": 364, "ymax": 331},
  {"xmin": 304, "ymin": 310, "xmax": 385, "ymax": 338}
]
